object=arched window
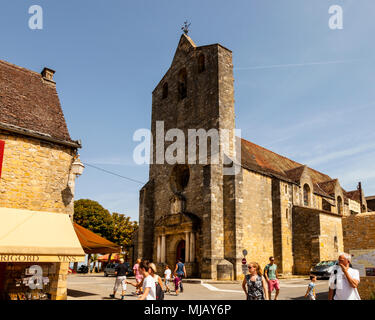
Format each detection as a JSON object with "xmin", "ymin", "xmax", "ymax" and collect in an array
[
  {"xmin": 198, "ymin": 54, "xmax": 205, "ymax": 73},
  {"xmin": 303, "ymin": 184, "xmax": 310, "ymax": 206},
  {"xmin": 162, "ymin": 83, "xmax": 168, "ymax": 99},
  {"xmin": 178, "ymin": 68, "xmax": 187, "ymax": 100},
  {"xmin": 337, "ymin": 196, "xmax": 343, "ymax": 215}
]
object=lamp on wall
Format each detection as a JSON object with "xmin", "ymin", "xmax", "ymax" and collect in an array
[
  {"xmin": 68, "ymin": 155, "xmax": 85, "ymax": 188},
  {"xmin": 71, "ymin": 156, "xmax": 85, "ymax": 177}
]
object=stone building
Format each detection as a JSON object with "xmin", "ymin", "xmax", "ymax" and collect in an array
[
  {"xmin": 343, "ymin": 213, "xmax": 375, "ymax": 299},
  {"xmin": 366, "ymin": 196, "xmax": 375, "ymax": 212},
  {"xmin": 0, "ymin": 60, "xmax": 85, "ymax": 300},
  {"xmin": 138, "ymin": 35, "xmax": 370, "ymax": 280}
]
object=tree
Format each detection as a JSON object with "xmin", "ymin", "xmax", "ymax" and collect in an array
[
  {"xmin": 109, "ymin": 213, "xmax": 138, "ymax": 248},
  {"xmin": 74, "ymin": 199, "xmax": 113, "ymax": 240},
  {"xmin": 73, "ymin": 199, "xmax": 138, "ymax": 255}
]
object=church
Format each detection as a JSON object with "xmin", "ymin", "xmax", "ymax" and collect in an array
[{"xmin": 137, "ymin": 34, "xmax": 370, "ymax": 280}]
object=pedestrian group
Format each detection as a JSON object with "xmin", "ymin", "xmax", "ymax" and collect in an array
[
  {"xmin": 110, "ymin": 252, "xmax": 361, "ymax": 301},
  {"xmin": 109, "ymin": 257, "xmax": 187, "ymax": 300}
]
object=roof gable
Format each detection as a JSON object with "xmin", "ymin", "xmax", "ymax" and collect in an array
[{"xmin": 171, "ymin": 34, "xmax": 197, "ymax": 67}]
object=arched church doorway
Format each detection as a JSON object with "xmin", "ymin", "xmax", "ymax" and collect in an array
[{"xmin": 176, "ymin": 240, "xmax": 186, "ymax": 263}]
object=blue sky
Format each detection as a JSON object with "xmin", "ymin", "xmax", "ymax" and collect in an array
[{"xmin": 1, "ymin": 0, "xmax": 374, "ymax": 221}]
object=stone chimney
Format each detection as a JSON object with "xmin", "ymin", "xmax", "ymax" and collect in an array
[{"xmin": 41, "ymin": 67, "xmax": 56, "ymax": 86}]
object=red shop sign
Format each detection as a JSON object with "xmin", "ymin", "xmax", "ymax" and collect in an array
[{"xmin": 0, "ymin": 140, "xmax": 5, "ymax": 179}]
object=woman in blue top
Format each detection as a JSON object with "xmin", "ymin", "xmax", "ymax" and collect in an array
[{"xmin": 174, "ymin": 258, "xmax": 187, "ymax": 293}]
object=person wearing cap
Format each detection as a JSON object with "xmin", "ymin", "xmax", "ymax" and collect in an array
[{"xmin": 109, "ymin": 258, "xmax": 129, "ymax": 300}]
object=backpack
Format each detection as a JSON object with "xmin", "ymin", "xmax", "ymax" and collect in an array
[
  {"xmin": 155, "ymin": 283, "xmax": 164, "ymax": 300},
  {"xmin": 154, "ymin": 275, "xmax": 164, "ymax": 300}
]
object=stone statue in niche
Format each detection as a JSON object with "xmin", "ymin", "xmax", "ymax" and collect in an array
[{"xmin": 170, "ymin": 193, "xmax": 186, "ymax": 214}]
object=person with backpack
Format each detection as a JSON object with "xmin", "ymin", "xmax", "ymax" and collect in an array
[
  {"xmin": 127, "ymin": 261, "xmax": 164, "ymax": 300},
  {"xmin": 129, "ymin": 260, "xmax": 156, "ymax": 300},
  {"xmin": 174, "ymin": 258, "xmax": 187, "ymax": 293},
  {"xmin": 148, "ymin": 263, "xmax": 164, "ymax": 300}
]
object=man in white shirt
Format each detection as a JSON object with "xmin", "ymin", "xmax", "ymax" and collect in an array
[{"xmin": 328, "ymin": 253, "xmax": 361, "ymax": 300}]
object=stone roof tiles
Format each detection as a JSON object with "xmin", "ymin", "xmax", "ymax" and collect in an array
[
  {"xmin": 0, "ymin": 59, "xmax": 74, "ymax": 145},
  {"xmin": 317, "ymin": 179, "xmax": 338, "ymax": 196},
  {"xmin": 346, "ymin": 190, "xmax": 361, "ymax": 202},
  {"xmin": 240, "ymin": 138, "xmax": 340, "ymax": 196}
]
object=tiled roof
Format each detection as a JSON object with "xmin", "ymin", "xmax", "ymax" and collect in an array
[
  {"xmin": 313, "ymin": 183, "xmax": 333, "ymax": 198},
  {"xmin": 317, "ymin": 179, "xmax": 338, "ymax": 196},
  {"xmin": 285, "ymin": 165, "xmax": 306, "ymax": 182},
  {"xmin": 0, "ymin": 60, "xmax": 74, "ymax": 143},
  {"xmin": 346, "ymin": 190, "xmax": 361, "ymax": 202},
  {"xmin": 240, "ymin": 138, "xmax": 334, "ymax": 189}
]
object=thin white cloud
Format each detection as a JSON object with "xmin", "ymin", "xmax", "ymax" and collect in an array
[
  {"xmin": 235, "ymin": 59, "xmax": 362, "ymax": 71},
  {"xmin": 305, "ymin": 142, "xmax": 375, "ymax": 167}
]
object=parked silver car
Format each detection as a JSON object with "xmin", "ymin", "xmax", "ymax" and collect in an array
[
  {"xmin": 104, "ymin": 262, "xmax": 133, "ymax": 277},
  {"xmin": 104, "ymin": 263, "xmax": 118, "ymax": 277},
  {"xmin": 310, "ymin": 260, "xmax": 338, "ymax": 279}
]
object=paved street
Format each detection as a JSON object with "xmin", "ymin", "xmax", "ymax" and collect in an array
[{"xmin": 67, "ymin": 274, "xmax": 329, "ymax": 300}]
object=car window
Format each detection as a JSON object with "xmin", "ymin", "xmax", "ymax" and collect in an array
[{"xmin": 316, "ymin": 261, "xmax": 336, "ymax": 267}]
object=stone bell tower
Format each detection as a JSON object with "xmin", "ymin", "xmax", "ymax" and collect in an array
[{"xmin": 138, "ymin": 33, "xmax": 236, "ymax": 279}]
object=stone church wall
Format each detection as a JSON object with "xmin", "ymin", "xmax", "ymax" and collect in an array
[
  {"xmin": 272, "ymin": 180, "xmax": 294, "ymax": 274},
  {"xmin": 292, "ymin": 207, "xmax": 343, "ymax": 274},
  {"xmin": 292, "ymin": 209, "xmax": 320, "ymax": 274},
  {"xmin": 240, "ymin": 169, "xmax": 274, "ymax": 272},
  {"xmin": 343, "ymin": 213, "xmax": 375, "ymax": 251},
  {"xmin": 318, "ymin": 213, "xmax": 343, "ymax": 261}
]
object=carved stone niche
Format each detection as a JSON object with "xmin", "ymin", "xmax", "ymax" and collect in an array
[{"xmin": 170, "ymin": 194, "xmax": 186, "ymax": 214}]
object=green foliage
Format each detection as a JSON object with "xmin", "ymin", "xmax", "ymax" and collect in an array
[
  {"xmin": 109, "ymin": 213, "xmax": 138, "ymax": 248},
  {"xmin": 74, "ymin": 199, "xmax": 138, "ymax": 248},
  {"xmin": 370, "ymin": 291, "xmax": 375, "ymax": 300},
  {"xmin": 74, "ymin": 199, "xmax": 113, "ymax": 239}
]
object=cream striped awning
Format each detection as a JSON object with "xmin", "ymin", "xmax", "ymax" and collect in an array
[{"xmin": 0, "ymin": 207, "xmax": 85, "ymax": 263}]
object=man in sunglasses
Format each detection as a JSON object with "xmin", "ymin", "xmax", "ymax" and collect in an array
[{"xmin": 264, "ymin": 256, "xmax": 280, "ymax": 300}]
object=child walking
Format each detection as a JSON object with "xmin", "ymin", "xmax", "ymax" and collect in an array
[
  {"xmin": 305, "ymin": 275, "xmax": 317, "ymax": 300},
  {"xmin": 173, "ymin": 273, "xmax": 181, "ymax": 296},
  {"xmin": 164, "ymin": 265, "xmax": 172, "ymax": 294}
]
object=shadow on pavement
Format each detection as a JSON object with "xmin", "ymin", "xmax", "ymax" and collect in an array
[
  {"xmin": 67, "ymin": 289, "xmax": 98, "ymax": 298},
  {"xmin": 290, "ymin": 292, "xmax": 329, "ymax": 300}
]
